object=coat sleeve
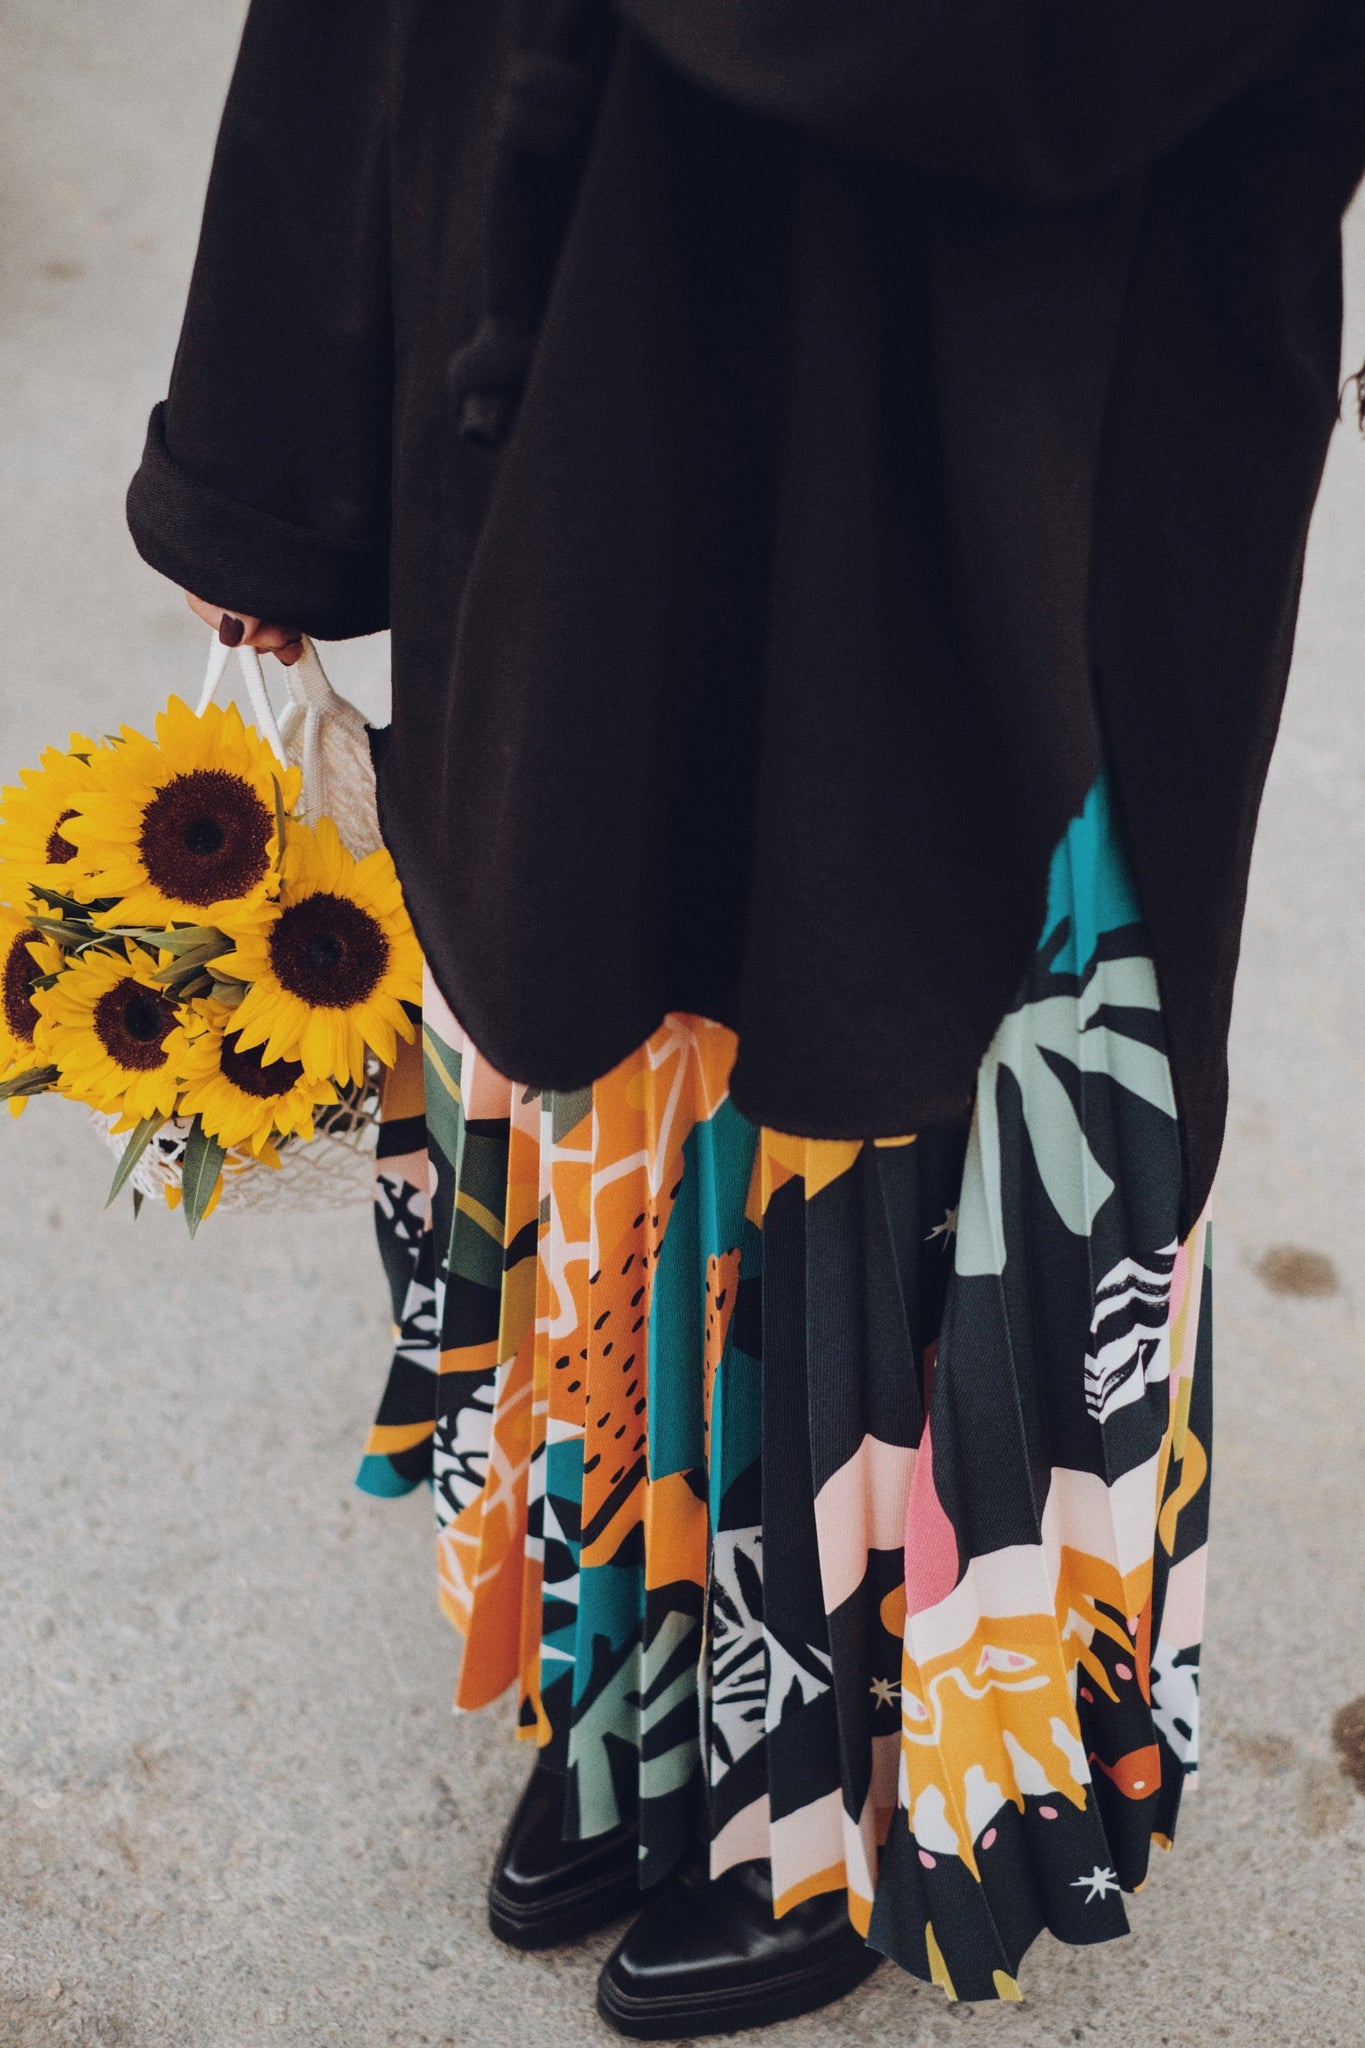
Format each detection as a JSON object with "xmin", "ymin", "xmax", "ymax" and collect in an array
[
  {"xmin": 126, "ymin": 0, "xmax": 394, "ymax": 639},
  {"xmin": 614, "ymin": 0, "xmax": 1328, "ymax": 203}
]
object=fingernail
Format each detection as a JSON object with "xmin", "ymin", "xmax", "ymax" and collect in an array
[{"xmin": 218, "ymin": 614, "xmax": 245, "ymax": 647}]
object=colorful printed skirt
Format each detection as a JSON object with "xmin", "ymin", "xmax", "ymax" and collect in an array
[{"xmin": 358, "ymin": 776, "xmax": 1212, "ymax": 2003}]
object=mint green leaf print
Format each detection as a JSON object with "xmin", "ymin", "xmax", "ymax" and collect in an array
[{"xmin": 956, "ymin": 949, "xmax": 1177, "ymax": 1279}]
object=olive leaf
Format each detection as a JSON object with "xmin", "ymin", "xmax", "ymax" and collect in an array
[
  {"xmin": 152, "ymin": 948, "xmax": 228, "ymax": 981},
  {"xmin": 208, "ymin": 979, "xmax": 246, "ymax": 1007},
  {"xmin": 29, "ymin": 916, "xmax": 96, "ymax": 948},
  {"xmin": 180, "ymin": 1115, "xmax": 226, "ymax": 1238},
  {"xmin": 132, "ymin": 1188, "xmax": 144, "ymax": 1220},
  {"xmin": 105, "ymin": 1112, "xmax": 167, "ymax": 1210},
  {"xmin": 272, "ymin": 774, "xmax": 289, "ymax": 873},
  {"xmin": 28, "ymin": 886, "xmax": 116, "ymax": 917},
  {"xmin": 147, "ymin": 929, "xmax": 237, "ymax": 1002},
  {"xmin": 152, "ymin": 957, "xmax": 219, "ymax": 990},
  {"xmin": 0, "ymin": 1064, "xmax": 58, "ymax": 1100},
  {"xmin": 160, "ymin": 969, "xmax": 212, "ymax": 1004},
  {"xmin": 117, "ymin": 924, "xmax": 231, "ymax": 960}
]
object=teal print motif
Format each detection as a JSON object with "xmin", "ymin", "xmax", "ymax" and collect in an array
[{"xmin": 955, "ymin": 778, "xmax": 1176, "ymax": 1280}]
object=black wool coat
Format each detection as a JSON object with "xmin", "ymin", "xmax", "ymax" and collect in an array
[{"xmin": 127, "ymin": 0, "xmax": 1365, "ymax": 1230}]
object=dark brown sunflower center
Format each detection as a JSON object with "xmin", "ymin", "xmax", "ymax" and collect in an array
[
  {"xmin": 219, "ymin": 1031, "xmax": 305, "ymax": 1100},
  {"xmin": 46, "ymin": 809, "xmax": 79, "ymax": 864},
  {"xmin": 138, "ymin": 769, "xmax": 272, "ymax": 906},
  {"xmin": 2, "ymin": 929, "xmax": 42, "ymax": 1043},
  {"xmin": 93, "ymin": 979, "xmax": 177, "ymax": 1071},
  {"xmin": 269, "ymin": 893, "xmax": 388, "ymax": 1008}
]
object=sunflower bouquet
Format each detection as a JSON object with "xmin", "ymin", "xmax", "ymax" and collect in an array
[{"xmin": 0, "ymin": 675, "xmax": 421, "ymax": 1233}]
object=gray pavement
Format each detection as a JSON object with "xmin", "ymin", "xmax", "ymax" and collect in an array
[{"xmin": 1, "ymin": 5, "xmax": 1364, "ymax": 2045}]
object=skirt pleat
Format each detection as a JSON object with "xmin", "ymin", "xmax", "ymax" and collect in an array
[{"xmin": 358, "ymin": 774, "xmax": 1212, "ymax": 2002}]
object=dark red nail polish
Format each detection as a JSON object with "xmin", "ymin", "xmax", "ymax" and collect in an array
[{"xmin": 218, "ymin": 614, "xmax": 245, "ymax": 647}]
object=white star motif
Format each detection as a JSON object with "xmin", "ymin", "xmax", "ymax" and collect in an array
[
  {"xmin": 927, "ymin": 1206, "xmax": 959, "ymax": 1245},
  {"xmin": 869, "ymin": 1676, "xmax": 899, "ymax": 1709},
  {"xmin": 1071, "ymin": 1865, "xmax": 1121, "ymax": 1904}
]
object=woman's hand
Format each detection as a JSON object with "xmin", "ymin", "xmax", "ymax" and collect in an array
[{"xmin": 184, "ymin": 591, "xmax": 304, "ymax": 666}]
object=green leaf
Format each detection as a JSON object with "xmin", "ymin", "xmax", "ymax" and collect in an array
[
  {"xmin": 105, "ymin": 1112, "xmax": 167, "ymax": 1209},
  {"xmin": 28, "ymin": 885, "xmax": 114, "ymax": 917},
  {"xmin": 109, "ymin": 923, "xmax": 228, "ymax": 958},
  {"xmin": 180, "ymin": 1116, "xmax": 226, "ymax": 1238},
  {"xmin": 29, "ymin": 917, "xmax": 95, "ymax": 947},
  {"xmin": 208, "ymin": 979, "xmax": 246, "ymax": 1008},
  {"xmin": 272, "ymin": 775, "xmax": 289, "ymax": 872},
  {"xmin": 166, "ymin": 925, "xmax": 231, "ymax": 958},
  {"xmin": 0, "ymin": 1064, "xmax": 58, "ymax": 1100},
  {"xmin": 152, "ymin": 947, "xmax": 228, "ymax": 984},
  {"xmin": 162, "ymin": 972, "xmax": 212, "ymax": 1005},
  {"xmin": 132, "ymin": 1188, "xmax": 144, "ymax": 1220}
]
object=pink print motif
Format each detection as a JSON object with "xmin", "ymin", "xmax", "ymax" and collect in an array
[{"xmin": 903, "ymin": 1416, "xmax": 960, "ymax": 1618}]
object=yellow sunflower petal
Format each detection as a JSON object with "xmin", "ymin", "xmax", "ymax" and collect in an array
[
  {"xmin": 0, "ymin": 736, "xmax": 113, "ymax": 897},
  {"xmin": 0, "ymin": 908, "xmax": 59, "ymax": 1076},
  {"xmin": 176, "ymin": 998, "xmax": 339, "ymax": 1156},
  {"xmin": 64, "ymin": 697, "xmax": 301, "ymax": 929},
  {"xmin": 203, "ymin": 814, "xmax": 422, "ymax": 1090},
  {"xmin": 34, "ymin": 943, "xmax": 188, "ymax": 1122}
]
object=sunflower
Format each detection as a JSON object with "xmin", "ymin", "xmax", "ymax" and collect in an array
[
  {"xmin": 0, "ymin": 905, "xmax": 62, "ymax": 1115},
  {"xmin": 216, "ymin": 816, "xmax": 420, "ymax": 1085},
  {"xmin": 34, "ymin": 943, "xmax": 186, "ymax": 1126},
  {"xmin": 63, "ymin": 696, "xmax": 302, "ymax": 929},
  {"xmin": 174, "ymin": 1001, "xmax": 339, "ymax": 1160},
  {"xmin": 0, "ymin": 734, "xmax": 108, "ymax": 897}
]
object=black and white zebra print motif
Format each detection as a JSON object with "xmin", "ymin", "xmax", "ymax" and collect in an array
[
  {"xmin": 1083, "ymin": 1242, "xmax": 1178, "ymax": 1424},
  {"xmin": 433, "ymin": 1376, "xmax": 498, "ymax": 1520},
  {"xmin": 707, "ymin": 1527, "xmax": 768, "ymax": 1782}
]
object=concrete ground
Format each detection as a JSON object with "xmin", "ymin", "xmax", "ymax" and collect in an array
[{"xmin": 2, "ymin": 5, "xmax": 1364, "ymax": 2044}]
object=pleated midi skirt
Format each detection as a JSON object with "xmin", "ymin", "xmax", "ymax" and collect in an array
[{"xmin": 358, "ymin": 773, "xmax": 1212, "ymax": 2002}]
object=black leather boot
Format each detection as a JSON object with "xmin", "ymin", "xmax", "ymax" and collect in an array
[
  {"xmin": 488, "ymin": 1762, "xmax": 640, "ymax": 1949},
  {"xmin": 596, "ymin": 1858, "xmax": 880, "ymax": 2038}
]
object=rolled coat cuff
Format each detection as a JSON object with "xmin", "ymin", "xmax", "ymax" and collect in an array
[{"xmin": 126, "ymin": 403, "xmax": 390, "ymax": 640}]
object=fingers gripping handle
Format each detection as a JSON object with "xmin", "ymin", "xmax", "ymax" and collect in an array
[{"xmin": 194, "ymin": 630, "xmax": 370, "ymax": 832}]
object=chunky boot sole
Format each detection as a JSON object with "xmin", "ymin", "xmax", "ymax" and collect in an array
[
  {"xmin": 487, "ymin": 1763, "xmax": 640, "ymax": 1950},
  {"xmin": 489, "ymin": 1865, "xmax": 641, "ymax": 1951},
  {"xmin": 595, "ymin": 1943, "xmax": 882, "ymax": 2038}
]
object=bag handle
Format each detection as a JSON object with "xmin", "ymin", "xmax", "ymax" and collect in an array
[
  {"xmin": 195, "ymin": 632, "xmax": 368, "ymax": 825},
  {"xmin": 278, "ymin": 637, "xmax": 370, "ymax": 827},
  {"xmin": 197, "ymin": 633, "xmax": 288, "ymax": 763}
]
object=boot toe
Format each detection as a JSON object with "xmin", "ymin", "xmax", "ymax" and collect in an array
[
  {"xmin": 597, "ymin": 1861, "xmax": 879, "ymax": 2038},
  {"xmin": 488, "ymin": 1764, "xmax": 638, "ymax": 1948}
]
